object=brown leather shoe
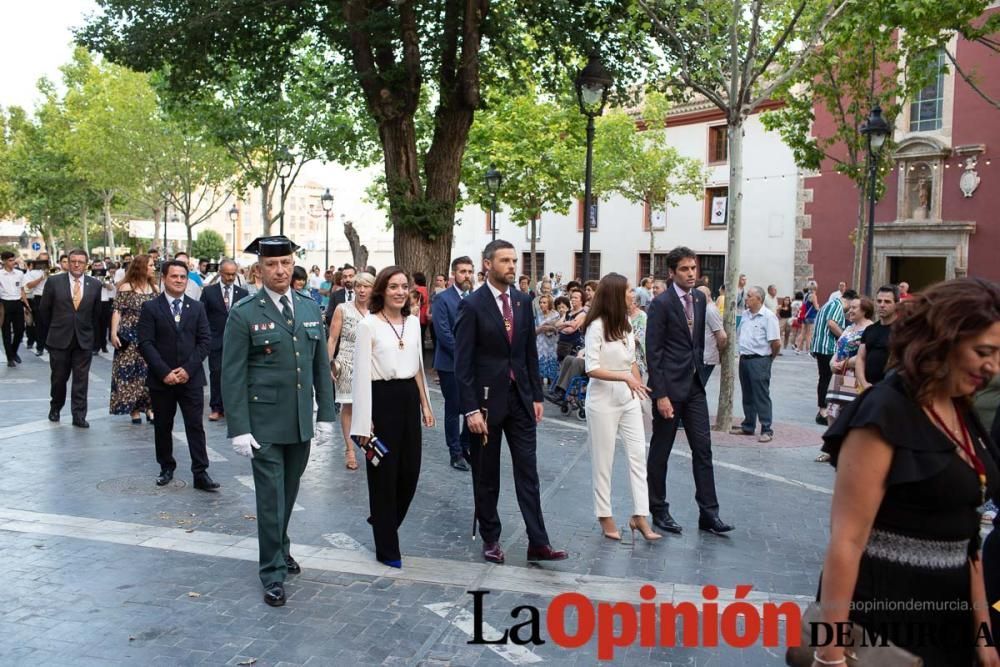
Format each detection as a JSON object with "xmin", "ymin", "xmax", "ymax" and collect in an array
[
  {"xmin": 208, "ymin": 412, "xmax": 223, "ymax": 422},
  {"xmin": 526, "ymin": 544, "xmax": 569, "ymax": 562},
  {"xmin": 482, "ymin": 541, "xmax": 505, "ymax": 564}
]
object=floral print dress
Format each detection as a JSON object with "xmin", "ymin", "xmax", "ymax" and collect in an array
[{"xmin": 110, "ymin": 290, "xmax": 155, "ymax": 415}]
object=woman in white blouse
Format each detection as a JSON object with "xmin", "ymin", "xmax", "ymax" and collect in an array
[
  {"xmin": 583, "ymin": 273, "xmax": 661, "ymax": 542},
  {"xmin": 351, "ymin": 267, "xmax": 435, "ymax": 569}
]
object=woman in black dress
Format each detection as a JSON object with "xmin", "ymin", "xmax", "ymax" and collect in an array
[{"xmin": 814, "ymin": 278, "xmax": 1000, "ymax": 666}]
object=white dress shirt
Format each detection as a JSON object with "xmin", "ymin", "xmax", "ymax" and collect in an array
[
  {"xmin": 485, "ymin": 280, "xmax": 512, "ymax": 317},
  {"xmin": 350, "ymin": 312, "xmax": 426, "ymax": 438},
  {"xmin": 24, "ymin": 269, "xmax": 47, "ymax": 297},
  {"xmin": 0, "ymin": 268, "xmax": 25, "ymax": 300}
]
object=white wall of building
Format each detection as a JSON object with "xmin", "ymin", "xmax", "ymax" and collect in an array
[{"xmin": 451, "ymin": 111, "xmax": 800, "ymax": 296}]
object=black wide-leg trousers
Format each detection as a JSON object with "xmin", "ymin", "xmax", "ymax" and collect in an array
[{"xmin": 366, "ymin": 378, "xmax": 423, "ymax": 562}]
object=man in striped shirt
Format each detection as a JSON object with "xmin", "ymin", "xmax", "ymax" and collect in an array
[{"xmin": 810, "ymin": 289, "xmax": 856, "ymax": 424}]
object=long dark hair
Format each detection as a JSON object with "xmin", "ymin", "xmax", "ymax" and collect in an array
[
  {"xmin": 583, "ymin": 273, "xmax": 632, "ymax": 342},
  {"xmin": 117, "ymin": 254, "xmax": 157, "ymax": 292},
  {"xmin": 890, "ymin": 278, "xmax": 1000, "ymax": 403},
  {"xmin": 369, "ymin": 266, "xmax": 411, "ymax": 316}
]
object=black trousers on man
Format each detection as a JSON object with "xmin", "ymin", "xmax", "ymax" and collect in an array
[
  {"xmin": 151, "ymin": 383, "xmax": 209, "ymax": 475},
  {"xmin": 1, "ymin": 299, "xmax": 25, "ymax": 361},
  {"xmin": 470, "ymin": 381, "xmax": 551, "ymax": 548},
  {"xmin": 814, "ymin": 352, "xmax": 833, "ymax": 409},
  {"xmin": 647, "ymin": 375, "xmax": 720, "ymax": 520},
  {"xmin": 367, "ymin": 379, "xmax": 423, "ymax": 562},
  {"xmin": 208, "ymin": 348, "xmax": 224, "ymax": 414},
  {"xmin": 95, "ymin": 300, "xmax": 113, "ymax": 351},
  {"xmin": 30, "ymin": 295, "xmax": 48, "ymax": 353},
  {"xmin": 48, "ymin": 337, "xmax": 92, "ymax": 420}
]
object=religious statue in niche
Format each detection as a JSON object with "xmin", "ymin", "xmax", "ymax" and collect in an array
[
  {"xmin": 959, "ymin": 156, "xmax": 981, "ymax": 198},
  {"xmin": 905, "ymin": 162, "xmax": 934, "ymax": 220}
]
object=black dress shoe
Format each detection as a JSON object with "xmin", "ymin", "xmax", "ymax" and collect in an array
[
  {"xmin": 815, "ymin": 411, "xmax": 828, "ymax": 425},
  {"xmin": 652, "ymin": 513, "xmax": 683, "ymax": 534},
  {"xmin": 263, "ymin": 582, "xmax": 286, "ymax": 607},
  {"xmin": 193, "ymin": 474, "xmax": 220, "ymax": 492},
  {"xmin": 698, "ymin": 516, "xmax": 735, "ymax": 534},
  {"xmin": 544, "ymin": 390, "xmax": 565, "ymax": 405},
  {"xmin": 72, "ymin": 418, "xmax": 89, "ymax": 428},
  {"xmin": 482, "ymin": 541, "xmax": 505, "ymax": 564},
  {"xmin": 285, "ymin": 555, "xmax": 301, "ymax": 575},
  {"xmin": 13, "ymin": 354, "xmax": 21, "ymax": 363},
  {"xmin": 156, "ymin": 470, "xmax": 174, "ymax": 486},
  {"xmin": 527, "ymin": 544, "xmax": 569, "ymax": 562},
  {"xmin": 6, "ymin": 361, "xmax": 15, "ymax": 368},
  {"xmin": 450, "ymin": 456, "xmax": 470, "ymax": 471},
  {"xmin": 48, "ymin": 410, "xmax": 59, "ymax": 423}
]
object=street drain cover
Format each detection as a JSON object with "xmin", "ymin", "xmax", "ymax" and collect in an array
[{"xmin": 97, "ymin": 476, "xmax": 187, "ymax": 495}]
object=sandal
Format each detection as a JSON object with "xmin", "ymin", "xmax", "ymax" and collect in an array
[
  {"xmin": 814, "ymin": 452, "xmax": 831, "ymax": 463},
  {"xmin": 345, "ymin": 444, "xmax": 358, "ymax": 470}
]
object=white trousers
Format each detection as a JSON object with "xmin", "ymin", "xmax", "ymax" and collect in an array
[{"xmin": 586, "ymin": 396, "xmax": 649, "ymax": 518}]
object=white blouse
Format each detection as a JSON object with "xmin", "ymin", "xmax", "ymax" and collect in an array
[
  {"xmin": 584, "ymin": 318, "xmax": 639, "ymax": 409},
  {"xmin": 350, "ymin": 312, "xmax": 427, "ymax": 437}
]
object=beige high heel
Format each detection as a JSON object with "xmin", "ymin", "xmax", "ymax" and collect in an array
[
  {"xmin": 344, "ymin": 443, "xmax": 358, "ymax": 470},
  {"xmin": 629, "ymin": 516, "xmax": 662, "ymax": 541},
  {"xmin": 598, "ymin": 516, "xmax": 620, "ymax": 540}
]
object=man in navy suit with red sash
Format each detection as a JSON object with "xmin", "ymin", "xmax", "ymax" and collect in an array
[{"xmin": 454, "ymin": 240, "xmax": 568, "ymax": 565}]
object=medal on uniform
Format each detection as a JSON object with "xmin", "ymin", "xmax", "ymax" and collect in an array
[{"xmin": 174, "ymin": 313, "xmax": 181, "ymax": 324}]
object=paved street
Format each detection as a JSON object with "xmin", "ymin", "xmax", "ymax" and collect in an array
[{"xmin": 0, "ymin": 348, "xmax": 838, "ymax": 665}]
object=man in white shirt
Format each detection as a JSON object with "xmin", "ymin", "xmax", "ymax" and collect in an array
[
  {"xmin": 307, "ymin": 265, "xmax": 324, "ymax": 303},
  {"xmin": 827, "ymin": 280, "xmax": 847, "ymax": 304},
  {"xmin": 696, "ymin": 285, "xmax": 727, "ymax": 383},
  {"xmin": 114, "ymin": 253, "xmax": 132, "ymax": 284},
  {"xmin": 92, "ymin": 260, "xmax": 116, "ymax": 354},
  {"xmin": 24, "ymin": 254, "xmax": 50, "ymax": 356},
  {"xmin": 763, "ymin": 284, "xmax": 779, "ymax": 313},
  {"xmin": 1, "ymin": 251, "xmax": 30, "ymax": 366},
  {"xmin": 731, "ymin": 286, "xmax": 781, "ymax": 442}
]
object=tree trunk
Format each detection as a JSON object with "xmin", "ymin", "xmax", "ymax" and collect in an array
[
  {"xmin": 151, "ymin": 203, "xmax": 162, "ymax": 249},
  {"xmin": 260, "ymin": 183, "xmax": 273, "ymax": 235},
  {"xmin": 851, "ymin": 183, "xmax": 866, "ymax": 291},
  {"xmin": 530, "ymin": 216, "xmax": 538, "ymax": 284},
  {"xmin": 714, "ymin": 118, "xmax": 744, "ymax": 432},
  {"xmin": 186, "ymin": 218, "xmax": 194, "ymax": 252},
  {"xmin": 102, "ymin": 193, "xmax": 116, "ymax": 259},
  {"xmin": 343, "ymin": 221, "xmax": 368, "ymax": 269},
  {"xmin": 81, "ymin": 200, "xmax": 90, "ymax": 256}
]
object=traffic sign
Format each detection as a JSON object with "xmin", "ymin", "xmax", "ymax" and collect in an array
[{"xmin": 31, "ymin": 242, "xmax": 41, "ymax": 251}]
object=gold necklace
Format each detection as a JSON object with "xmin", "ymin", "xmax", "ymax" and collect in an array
[{"xmin": 380, "ymin": 312, "xmax": 406, "ymax": 350}]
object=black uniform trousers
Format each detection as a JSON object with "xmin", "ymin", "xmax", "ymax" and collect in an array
[
  {"xmin": 1, "ymin": 299, "xmax": 25, "ymax": 361},
  {"xmin": 208, "ymin": 348, "xmax": 224, "ymax": 413},
  {"xmin": 470, "ymin": 381, "xmax": 550, "ymax": 548},
  {"xmin": 96, "ymin": 300, "xmax": 113, "ymax": 351},
  {"xmin": 647, "ymin": 374, "xmax": 720, "ymax": 520},
  {"xmin": 48, "ymin": 336, "xmax": 92, "ymax": 420},
  {"xmin": 30, "ymin": 295, "xmax": 48, "ymax": 353},
  {"xmin": 366, "ymin": 379, "xmax": 423, "ymax": 562},
  {"xmin": 150, "ymin": 383, "xmax": 209, "ymax": 475}
]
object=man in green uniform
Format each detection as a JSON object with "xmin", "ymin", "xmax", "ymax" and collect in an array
[{"xmin": 222, "ymin": 236, "xmax": 336, "ymax": 607}]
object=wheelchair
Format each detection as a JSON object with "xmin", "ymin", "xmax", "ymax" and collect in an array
[{"xmin": 559, "ymin": 375, "xmax": 588, "ymax": 421}]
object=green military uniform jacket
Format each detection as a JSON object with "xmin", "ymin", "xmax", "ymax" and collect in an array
[{"xmin": 222, "ymin": 288, "xmax": 336, "ymax": 444}]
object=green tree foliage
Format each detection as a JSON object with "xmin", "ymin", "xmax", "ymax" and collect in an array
[
  {"xmin": 78, "ymin": 0, "xmax": 651, "ymax": 278},
  {"xmin": 592, "ymin": 93, "xmax": 705, "ymax": 260},
  {"xmin": 189, "ymin": 229, "xmax": 226, "ymax": 259},
  {"xmin": 463, "ymin": 85, "xmax": 584, "ymax": 282}
]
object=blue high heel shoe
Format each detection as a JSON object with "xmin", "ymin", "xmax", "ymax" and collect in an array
[{"xmin": 379, "ymin": 559, "xmax": 402, "ymax": 569}]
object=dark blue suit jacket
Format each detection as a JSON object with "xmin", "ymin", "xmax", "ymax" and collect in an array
[
  {"xmin": 432, "ymin": 286, "xmax": 462, "ymax": 372},
  {"xmin": 454, "ymin": 284, "xmax": 543, "ymax": 424},
  {"xmin": 645, "ymin": 283, "xmax": 707, "ymax": 403},
  {"xmin": 138, "ymin": 293, "xmax": 211, "ymax": 391},
  {"xmin": 199, "ymin": 282, "xmax": 248, "ymax": 352}
]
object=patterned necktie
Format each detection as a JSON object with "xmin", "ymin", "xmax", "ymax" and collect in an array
[
  {"xmin": 500, "ymin": 292, "xmax": 513, "ymax": 343},
  {"xmin": 72, "ymin": 278, "xmax": 82, "ymax": 310},
  {"xmin": 461, "ymin": 291, "xmax": 468, "ymax": 299},
  {"xmin": 223, "ymin": 285, "xmax": 231, "ymax": 311},
  {"xmin": 171, "ymin": 298, "xmax": 182, "ymax": 327},
  {"xmin": 347, "ymin": 290, "xmax": 354, "ymax": 303},
  {"xmin": 683, "ymin": 292, "xmax": 694, "ymax": 337},
  {"xmin": 280, "ymin": 295, "xmax": 294, "ymax": 326}
]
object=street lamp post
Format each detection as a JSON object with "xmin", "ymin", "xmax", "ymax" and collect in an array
[
  {"xmin": 276, "ymin": 147, "xmax": 294, "ymax": 236},
  {"xmin": 574, "ymin": 53, "xmax": 613, "ymax": 283},
  {"xmin": 228, "ymin": 204, "xmax": 239, "ymax": 258},
  {"xmin": 170, "ymin": 214, "xmax": 179, "ymax": 256},
  {"xmin": 320, "ymin": 188, "xmax": 334, "ymax": 269},
  {"xmin": 860, "ymin": 104, "xmax": 890, "ymax": 296},
  {"xmin": 485, "ymin": 165, "xmax": 503, "ymax": 242}
]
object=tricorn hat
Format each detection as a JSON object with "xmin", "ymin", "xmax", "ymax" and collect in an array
[{"xmin": 243, "ymin": 235, "xmax": 300, "ymax": 257}]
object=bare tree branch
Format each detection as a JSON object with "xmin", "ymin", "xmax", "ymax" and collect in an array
[{"xmin": 944, "ymin": 46, "xmax": 1000, "ymax": 111}]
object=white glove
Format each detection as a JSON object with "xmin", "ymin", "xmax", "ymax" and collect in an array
[
  {"xmin": 314, "ymin": 421, "xmax": 335, "ymax": 447},
  {"xmin": 232, "ymin": 433, "xmax": 261, "ymax": 458}
]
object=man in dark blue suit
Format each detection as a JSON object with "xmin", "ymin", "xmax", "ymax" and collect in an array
[
  {"xmin": 432, "ymin": 256, "xmax": 475, "ymax": 471},
  {"xmin": 138, "ymin": 260, "xmax": 217, "ymax": 491},
  {"xmin": 454, "ymin": 240, "xmax": 567, "ymax": 565},
  {"xmin": 646, "ymin": 246, "xmax": 732, "ymax": 535},
  {"xmin": 199, "ymin": 259, "xmax": 248, "ymax": 421}
]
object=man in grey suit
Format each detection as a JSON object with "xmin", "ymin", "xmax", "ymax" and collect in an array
[{"xmin": 39, "ymin": 248, "xmax": 102, "ymax": 427}]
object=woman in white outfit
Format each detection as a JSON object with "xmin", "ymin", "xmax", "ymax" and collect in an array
[{"xmin": 583, "ymin": 273, "xmax": 661, "ymax": 542}]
